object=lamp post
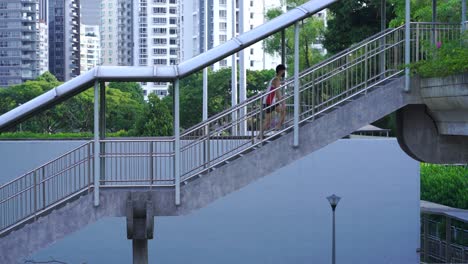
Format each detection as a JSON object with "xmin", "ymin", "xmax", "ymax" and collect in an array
[{"xmin": 327, "ymin": 194, "xmax": 341, "ymax": 264}]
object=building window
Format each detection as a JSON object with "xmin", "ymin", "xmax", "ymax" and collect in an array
[
  {"xmin": 220, "ymin": 60, "xmax": 227, "ymax": 67},
  {"xmin": 153, "ymin": 7, "xmax": 166, "ymax": 14},
  {"xmin": 153, "ymin": 38, "xmax": 167, "ymax": 45},
  {"xmin": 170, "ymin": 59, "xmax": 177, "ymax": 65},
  {"xmin": 153, "ymin": 17, "xmax": 166, "ymax": 24},
  {"xmin": 219, "ymin": 22, "xmax": 227, "ymax": 31},
  {"xmin": 169, "ymin": 28, "xmax": 177, "ymax": 35},
  {"xmin": 250, "ymin": 60, "xmax": 254, "ymax": 67},
  {"xmin": 153, "ymin": 48, "xmax": 167, "ymax": 55},
  {"xmin": 153, "ymin": 59, "xmax": 167, "ymax": 65},
  {"xmin": 250, "ymin": 48, "xmax": 254, "ymax": 55},
  {"xmin": 250, "ymin": 13, "xmax": 253, "ymax": 19},
  {"xmin": 169, "ymin": 38, "xmax": 176, "ymax": 45},
  {"xmin": 153, "ymin": 0, "xmax": 166, "ymax": 3},
  {"xmin": 169, "ymin": 17, "xmax": 177, "ymax": 24},
  {"xmin": 169, "ymin": 48, "xmax": 177, "ymax": 55},
  {"xmin": 250, "ymin": 24, "xmax": 253, "ymax": 30},
  {"xmin": 153, "ymin": 28, "xmax": 167, "ymax": 34},
  {"xmin": 219, "ymin": 35, "xmax": 227, "ymax": 43},
  {"xmin": 219, "ymin": 10, "xmax": 226, "ymax": 18},
  {"xmin": 169, "ymin": 0, "xmax": 176, "ymax": 3},
  {"xmin": 220, "ymin": 0, "xmax": 226, "ymax": 5},
  {"xmin": 169, "ymin": 7, "xmax": 176, "ymax": 14},
  {"xmin": 250, "ymin": 0, "xmax": 253, "ymax": 7}
]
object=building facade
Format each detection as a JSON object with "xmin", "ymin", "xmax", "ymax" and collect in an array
[
  {"xmin": 0, "ymin": 0, "xmax": 40, "ymax": 87},
  {"xmin": 100, "ymin": 0, "xmax": 133, "ymax": 66},
  {"xmin": 38, "ymin": 20, "xmax": 48, "ymax": 74},
  {"xmin": 48, "ymin": 0, "xmax": 80, "ymax": 81},
  {"xmin": 80, "ymin": 24, "xmax": 101, "ymax": 72},
  {"xmin": 131, "ymin": 0, "xmax": 179, "ymax": 97}
]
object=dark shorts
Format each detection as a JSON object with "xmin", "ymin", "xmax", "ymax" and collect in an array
[{"xmin": 263, "ymin": 103, "xmax": 277, "ymax": 114}]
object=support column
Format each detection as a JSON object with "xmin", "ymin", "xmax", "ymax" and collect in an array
[
  {"xmin": 462, "ymin": 0, "xmax": 466, "ymax": 32},
  {"xmin": 174, "ymin": 79, "xmax": 180, "ymax": 205},
  {"xmin": 404, "ymin": 0, "xmax": 411, "ymax": 92},
  {"xmin": 239, "ymin": 0, "xmax": 246, "ymax": 135},
  {"xmin": 99, "ymin": 81, "xmax": 106, "ymax": 184},
  {"xmin": 445, "ymin": 216, "xmax": 452, "ymax": 263},
  {"xmin": 293, "ymin": 22, "xmax": 300, "ymax": 147},
  {"xmin": 231, "ymin": 0, "xmax": 238, "ymax": 136},
  {"xmin": 432, "ymin": 0, "xmax": 437, "ymax": 44},
  {"xmin": 202, "ymin": 0, "xmax": 208, "ymax": 121},
  {"xmin": 126, "ymin": 192, "xmax": 154, "ymax": 264},
  {"xmin": 93, "ymin": 80, "xmax": 100, "ymax": 207},
  {"xmin": 380, "ymin": 0, "xmax": 386, "ymax": 79},
  {"xmin": 281, "ymin": 30, "xmax": 286, "ymax": 65},
  {"xmin": 423, "ymin": 216, "xmax": 429, "ymax": 262}
]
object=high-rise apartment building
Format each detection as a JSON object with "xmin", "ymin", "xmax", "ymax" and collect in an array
[
  {"xmin": 38, "ymin": 20, "xmax": 48, "ymax": 74},
  {"xmin": 100, "ymin": 0, "xmax": 133, "ymax": 66},
  {"xmin": 181, "ymin": 0, "xmax": 282, "ymax": 71},
  {"xmin": 48, "ymin": 0, "xmax": 80, "ymax": 81},
  {"xmin": 0, "ymin": 0, "xmax": 40, "ymax": 87},
  {"xmin": 132, "ymin": 0, "xmax": 179, "ymax": 97},
  {"xmin": 80, "ymin": 24, "xmax": 101, "ymax": 72}
]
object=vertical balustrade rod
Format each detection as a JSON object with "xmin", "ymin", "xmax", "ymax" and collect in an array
[
  {"xmin": 93, "ymin": 80, "xmax": 100, "ymax": 207},
  {"xmin": 239, "ymin": 0, "xmax": 247, "ymax": 135},
  {"xmin": 293, "ymin": 22, "xmax": 300, "ymax": 147},
  {"xmin": 404, "ymin": 0, "xmax": 411, "ymax": 92},
  {"xmin": 174, "ymin": 79, "xmax": 181, "ymax": 205}
]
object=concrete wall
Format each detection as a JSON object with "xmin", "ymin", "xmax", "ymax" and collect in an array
[{"xmin": 0, "ymin": 139, "xmax": 420, "ymax": 264}]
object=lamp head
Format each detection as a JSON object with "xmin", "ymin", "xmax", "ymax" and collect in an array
[{"xmin": 327, "ymin": 194, "xmax": 341, "ymax": 211}]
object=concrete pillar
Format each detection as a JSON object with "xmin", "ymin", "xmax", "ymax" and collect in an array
[{"xmin": 126, "ymin": 192, "xmax": 154, "ymax": 264}]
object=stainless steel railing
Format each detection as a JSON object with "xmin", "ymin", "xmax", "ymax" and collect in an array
[
  {"xmin": 0, "ymin": 141, "xmax": 94, "ymax": 234},
  {"xmin": 0, "ymin": 22, "xmax": 463, "ymax": 235}
]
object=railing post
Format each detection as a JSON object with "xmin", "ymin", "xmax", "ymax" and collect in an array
[
  {"xmin": 33, "ymin": 171, "xmax": 37, "ymax": 220},
  {"xmin": 204, "ymin": 125, "xmax": 210, "ymax": 169},
  {"xmin": 259, "ymin": 102, "xmax": 264, "ymax": 141},
  {"xmin": 41, "ymin": 167, "xmax": 46, "ymax": 209},
  {"xmin": 364, "ymin": 44, "xmax": 368, "ymax": 94},
  {"xmin": 93, "ymin": 80, "xmax": 100, "ymax": 207},
  {"xmin": 149, "ymin": 141, "xmax": 154, "ymax": 186},
  {"xmin": 87, "ymin": 143, "xmax": 91, "ymax": 194},
  {"xmin": 174, "ymin": 79, "xmax": 181, "ymax": 206},
  {"xmin": 404, "ymin": 0, "xmax": 411, "ymax": 92},
  {"xmin": 380, "ymin": 0, "xmax": 386, "ymax": 79},
  {"xmin": 416, "ymin": 23, "xmax": 420, "ymax": 62},
  {"xmin": 99, "ymin": 81, "xmax": 106, "ymax": 185},
  {"xmin": 445, "ymin": 216, "xmax": 452, "ymax": 262},
  {"xmin": 293, "ymin": 22, "xmax": 300, "ymax": 147},
  {"xmin": 462, "ymin": 0, "xmax": 466, "ymax": 32}
]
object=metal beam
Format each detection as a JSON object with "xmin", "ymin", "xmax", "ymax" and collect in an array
[
  {"xmin": 93, "ymin": 80, "xmax": 100, "ymax": 207},
  {"xmin": 293, "ymin": 22, "xmax": 300, "ymax": 147},
  {"xmin": 404, "ymin": 0, "xmax": 410, "ymax": 92},
  {"xmin": 174, "ymin": 79, "xmax": 180, "ymax": 205}
]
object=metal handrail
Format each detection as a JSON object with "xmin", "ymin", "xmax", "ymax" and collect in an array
[{"xmin": 1, "ymin": 22, "xmax": 463, "ymax": 236}]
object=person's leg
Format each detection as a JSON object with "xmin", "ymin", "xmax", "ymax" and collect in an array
[
  {"xmin": 275, "ymin": 105, "xmax": 286, "ymax": 129},
  {"xmin": 259, "ymin": 111, "xmax": 272, "ymax": 139}
]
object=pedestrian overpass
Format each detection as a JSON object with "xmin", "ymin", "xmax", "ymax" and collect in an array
[{"xmin": 0, "ymin": 0, "xmax": 467, "ymax": 262}]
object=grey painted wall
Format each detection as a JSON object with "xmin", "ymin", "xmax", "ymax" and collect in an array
[{"xmin": 0, "ymin": 139, "xmax": 420, "ymax": 263}]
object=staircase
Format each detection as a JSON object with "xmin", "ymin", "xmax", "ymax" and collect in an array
[{"xmin": 0, "ymin": 20, "xmax": 464, "ymax": 262}]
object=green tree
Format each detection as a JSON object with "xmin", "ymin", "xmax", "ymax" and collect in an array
[
  {"xmin": 134, "ymin": 94, "xmax": 173, "ymax": 136},
  {"xmin": 388, "ymin": 0, "xmax": 462, "ymax": 27},
  {"xmin": 264, "ymin": 1, "xmax": 326, "ymax": 73},
  {"xmin": 323, "ymin": 0, "xmax": 395, "ymax": 54},
  {"xmin": 107, "ymin": 82, "xmax": 145, "ymax": 104}
]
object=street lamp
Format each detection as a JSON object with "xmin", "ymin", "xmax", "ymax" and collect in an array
[{"xmin": 327, "ymin": 194, "xmax": 341, "ymax": 264}]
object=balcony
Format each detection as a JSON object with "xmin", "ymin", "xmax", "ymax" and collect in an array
[
  {"xmin": 21, "ymin": 54, "xmax": 36, "ymax": 60},
  {"xmin": 21, "ymin": 45, "xmax": 35, "ymax": 50}
]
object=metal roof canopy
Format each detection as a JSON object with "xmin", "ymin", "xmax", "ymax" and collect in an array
[{"xmin": 0, "ymin": 0, "xmax": 337, "ymax": 131}]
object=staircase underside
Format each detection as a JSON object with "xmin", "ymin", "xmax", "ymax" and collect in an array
[{"xmin": 0, "ymin": 76, "xmax": 423, "ymax": 263}]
